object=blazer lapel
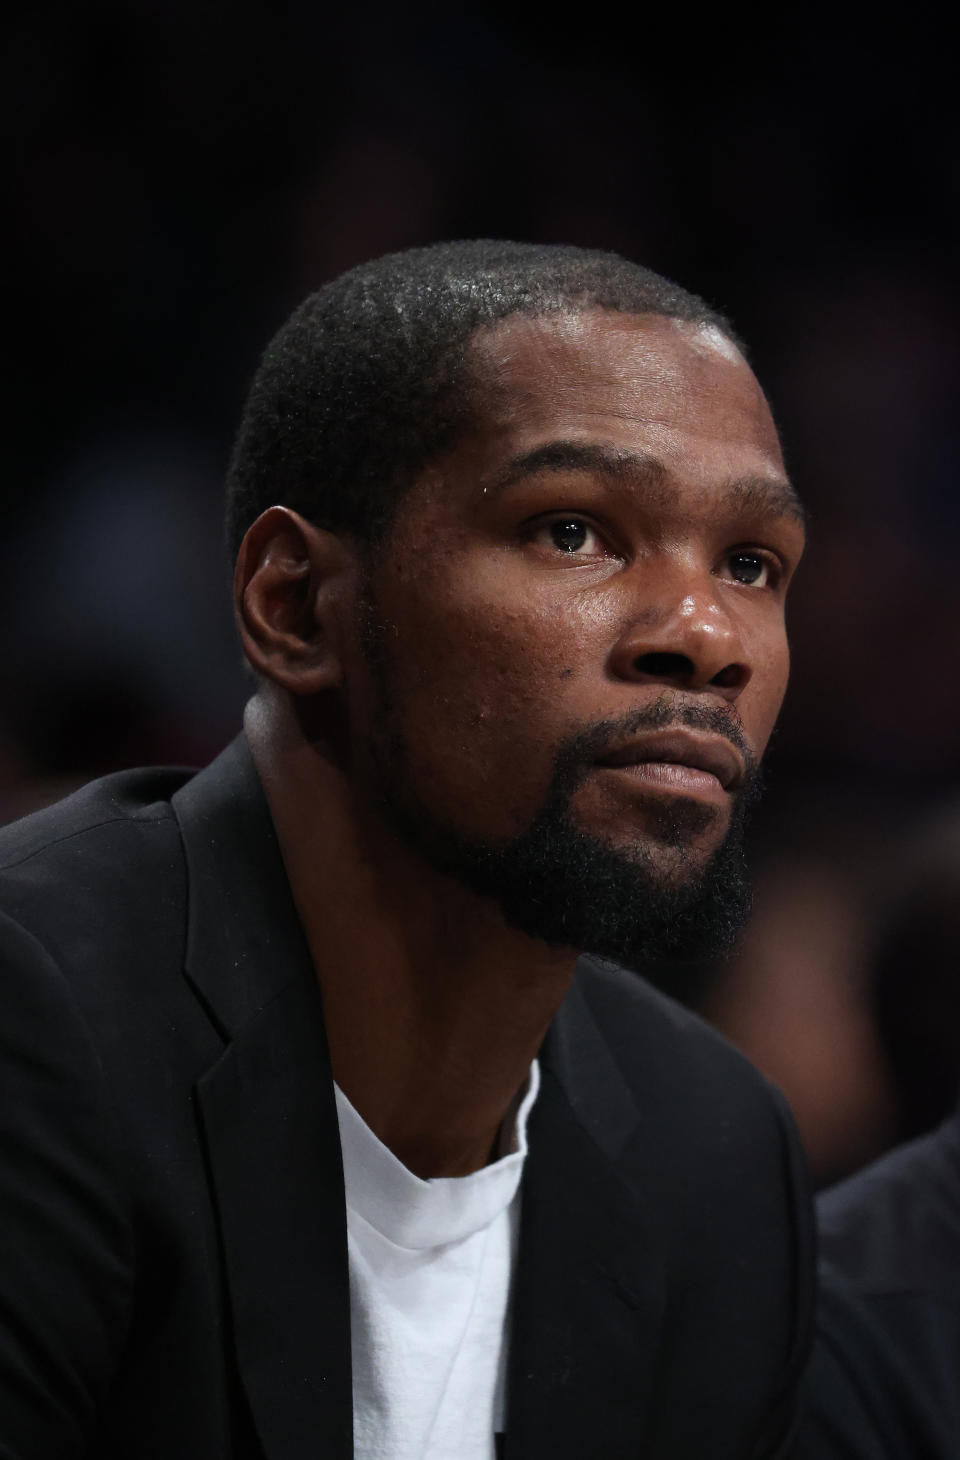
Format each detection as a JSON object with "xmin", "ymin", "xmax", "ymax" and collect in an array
[
  {"xmin": 505, "ymin": 974, "xmax": 666, "ymax": 1460},
  {"xmin": 173, "ymin": 737, "xmax": 352, "ymax": 1460},
  {"xmin": 173, "ymin": 741, "xmax": 666, "ymax": 1460}
]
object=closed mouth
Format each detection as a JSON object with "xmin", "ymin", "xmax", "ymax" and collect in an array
[{"xmin": 593, "ymin": 729, "xmax": 745, "ymax": 793}]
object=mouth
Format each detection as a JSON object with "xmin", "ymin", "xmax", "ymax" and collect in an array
[{"xmin": 592, "ymin": 729, "xmax": 746, "ymax": 805}]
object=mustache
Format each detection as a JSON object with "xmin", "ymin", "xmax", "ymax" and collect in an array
[{"xmin": 554, "ymin": 696, "xmax": 758, "ymax": 785}]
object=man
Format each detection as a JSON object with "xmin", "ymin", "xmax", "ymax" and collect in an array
[
  {"xmin": 0, "ymin": 241, "xmax": 810, "ymax": 1459},
  {"xmin": 797, "ymin": 812, "xmax": 960, "ymax": 1458},
  {"xmin": 797, "ymin": 1117, "xmax": 960, "ymax": 1458}
]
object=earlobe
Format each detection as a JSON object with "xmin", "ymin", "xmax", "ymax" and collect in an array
[{"xmin": 234, "ymin": 506, "xmax": 354, "ymax": 695}]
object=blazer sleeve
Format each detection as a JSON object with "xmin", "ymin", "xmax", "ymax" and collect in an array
[
  {"xmin": 791, "ymin": 1321, "xmax": 891, "ymax": 1460},
  {"xmin": 792, "ymin": 1273, "xmax": 956, "ymax": 1460},
  {"xmin": 0, "ymin": 910, "xmax": 135, "ymax": 1458}
]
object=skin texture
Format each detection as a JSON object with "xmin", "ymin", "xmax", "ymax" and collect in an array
[{"xmin": 236, "ymin": 309, "xmax": 806, "ymax": 1177}]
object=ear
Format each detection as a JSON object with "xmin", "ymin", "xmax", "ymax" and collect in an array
[{"xmin": 234, "ymin": 506, "xmax": 356, "ymax": 694}]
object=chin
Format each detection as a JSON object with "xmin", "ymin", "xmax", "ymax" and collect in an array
[{"xmin": 592, "ymin": 796, "xmax": 728, "ymax": 863}]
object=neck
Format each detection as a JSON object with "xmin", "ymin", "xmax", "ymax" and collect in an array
[{"xmin": 246, "ymin": 695, "xmax": 577, "ymax": 1178}]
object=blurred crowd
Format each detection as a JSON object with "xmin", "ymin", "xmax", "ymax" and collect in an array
[{"xmin": 4, "ymin": 1, "xmax": 958, "ymax": 1186}]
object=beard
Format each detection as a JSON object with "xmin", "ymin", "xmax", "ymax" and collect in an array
[{"xmin": 365, "ymin": 684, "xmax": 763, "ymax": 972}]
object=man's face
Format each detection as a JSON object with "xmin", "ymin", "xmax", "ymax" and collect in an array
[{"xmin": 344, "ymin": 309, "xmax": 805, "ymax": 962}]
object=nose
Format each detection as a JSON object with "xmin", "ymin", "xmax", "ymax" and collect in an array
[{"xmin": 608, "ymin": 571, "xmax": 751, "ymax": 699}]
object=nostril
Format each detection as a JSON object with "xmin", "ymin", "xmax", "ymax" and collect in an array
[
  {"xmin": 710, "ymin": 663, "xmax": 745, "ymax": 689},
  {"xmin": 633, "ymin": 652, "xmax": 695, "ymax": 679}
]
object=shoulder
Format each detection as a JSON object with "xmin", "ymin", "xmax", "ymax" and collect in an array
[
  {"xmin": 0, "ymin": 764, "xmax": 194, "ymax": 955},
  {"xmin": 805, "ymin": 1117, "xmax": 960, "ymax": 1458},
  {"xmin": 568, "ymin": 955, "xmax": 813, "ymax": 1296},
  {"xmin": 0, "ymin": 774, "xmax": 200, "ymax": 1454},
  {"xmin": 818, "ymin": 1114, "xmax": 960, "ymax": 1295},
  {"xmin": 0, "ymin": 754, "xmax": 239, "ymax": 1223},
  {"xmin": 0, "ymin": 766, "xmax": 203, "ymax": 1082},
  {"xmin": 575, "ymin": 954, "xmax": 796, "ymax": 1136},
  {"xmin": 0, "ymin": 763, "xmax": 192, "ymax": 869}
]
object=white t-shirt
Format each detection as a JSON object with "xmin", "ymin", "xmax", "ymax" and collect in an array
[{"xmin": 334, "ymin": 1062, "xmax": 540, "ymax": 1460}]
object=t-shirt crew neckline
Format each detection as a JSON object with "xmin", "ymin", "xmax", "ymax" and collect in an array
[{"xmin": 334, "ymin": 1061, "xmax": 540, "ymax": 1250}]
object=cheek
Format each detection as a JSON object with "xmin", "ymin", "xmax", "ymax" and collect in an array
[
  {"xmin": 400, "ymin": 601, "xmax": 569, "ymax": 741},
  {"xmin": 376, "ymin": 583, "xmax": 593, "ymax": 832},
  {"xmin": 744, "ymin": 637, "xmax": 790, "ymax": 752},
  {"xmin": 383, "ymin": 548, "xmax": 592, "ymax": 712}
]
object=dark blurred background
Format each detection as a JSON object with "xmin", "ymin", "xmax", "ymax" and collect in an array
[{"xmin": 4, "ymin": 1, "xmax": 959, "ymax": 1186}]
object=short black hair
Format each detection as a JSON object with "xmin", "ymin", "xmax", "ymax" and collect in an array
[{"xmin": 225, "ymin": 239, "xmax": 739, "ymax": 559}]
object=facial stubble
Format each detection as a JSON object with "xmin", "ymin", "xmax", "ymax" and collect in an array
[{"xmin": 359, "ymin": 598, "xmax": 762, "ymax": 972}]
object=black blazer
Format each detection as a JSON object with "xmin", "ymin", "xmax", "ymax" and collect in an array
[
  {"xmin": 0, "ymin": 736, "xmax": 813, "ymax": 1459},
  {"xmin": 795, "ymin": 1112, "xmax": 960, "ymax": 1460}
]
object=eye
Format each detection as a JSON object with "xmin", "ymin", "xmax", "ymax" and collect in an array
[
  {"xmin": 722, "ymin": 550, "xmax": 776, "ymax": 587},
  {"xmin": 534, "ymin": 517, "xmax": 605, "ymax": 555}
]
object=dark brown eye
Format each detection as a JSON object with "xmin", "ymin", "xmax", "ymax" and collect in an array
[
  {"xmin": 549, "ymin": 519, "xmax": 589, "ymax": 553},
  {"xmin": 727, "ymin": 552, "xmax": 768, "ymax": 586}
]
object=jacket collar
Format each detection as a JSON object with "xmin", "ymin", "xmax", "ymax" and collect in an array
[
  {"xmin": 173, "ymin": 733, "xmax": 313, "ymax": 1037},
  {"xmin": 173, "ymin": 736, "xmax": 666, "ymax": 1460},
  {"xmin": 173, "ymin": 736, "xmax": 353, "ymax": 1460}
]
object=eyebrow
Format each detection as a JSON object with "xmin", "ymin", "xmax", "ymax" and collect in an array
[{"xmin": 484, "ymin": 438, "xmax": 807, "ymax": 525}]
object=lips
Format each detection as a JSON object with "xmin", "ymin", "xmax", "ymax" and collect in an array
[{"xmin": 593, "ymin": 729, "xmax": 746, "ymax": 793}]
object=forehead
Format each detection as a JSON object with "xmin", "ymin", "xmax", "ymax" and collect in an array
[{"xmin": 462, "ymin": 309, "xmax": 791, "ymax": 506}]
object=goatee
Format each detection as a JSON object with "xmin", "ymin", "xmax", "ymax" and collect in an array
[{"xmin": 372, "ymin": 697, "xmax": 762, "ymax": 973}]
